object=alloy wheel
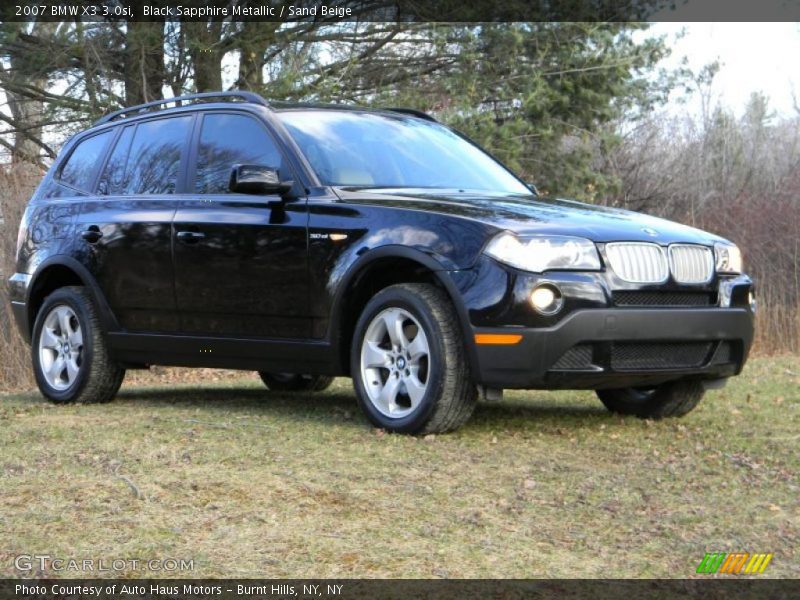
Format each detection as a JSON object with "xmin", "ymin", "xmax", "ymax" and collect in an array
[
  {"xmin": 38, "ymin": 305, "xmax": 84, "ymax": 391},
  {"xmin": 359, "ymin": 307, "xmax": 430, "ymax": 418}
]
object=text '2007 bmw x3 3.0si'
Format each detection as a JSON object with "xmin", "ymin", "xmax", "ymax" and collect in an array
[{"xmin": 9, "ymin": 92, "xmax": 755, "ymax": 434}]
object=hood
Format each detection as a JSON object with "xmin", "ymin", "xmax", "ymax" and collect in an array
[{"xmin": 336, "ymin": 188, "xmax": 726, "ymax": 245}]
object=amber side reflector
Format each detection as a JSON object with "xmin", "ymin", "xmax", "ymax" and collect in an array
[{"xmin": 474, "ymin": 333, "xmax": 523, "ymax": 345}]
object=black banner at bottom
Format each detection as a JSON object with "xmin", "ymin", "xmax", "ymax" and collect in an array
[{"xmin": 2, "ymin": 579, "xmax": 799, "ymax": 600}]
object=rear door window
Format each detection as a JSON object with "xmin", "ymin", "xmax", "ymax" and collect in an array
[
  {"xmin": 123, "ymin": 116, "xmax": 192, "ymax": 195},
  {"xmin": 96, "ymin": 116, "xmax": 192, "ymax": 195},
  {"xmin": 97, "ymin": 125, "xmax": 135, "ymax": 195}
]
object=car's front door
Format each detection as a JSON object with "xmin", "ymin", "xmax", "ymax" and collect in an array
[{"xmin": 172, "ymin": 111, "xmax": 310, "ymax": 338}]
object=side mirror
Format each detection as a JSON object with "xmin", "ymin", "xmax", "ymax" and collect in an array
[{"xmin": 229, "ymin": 164, "xmax": 293, "ymax": 197}]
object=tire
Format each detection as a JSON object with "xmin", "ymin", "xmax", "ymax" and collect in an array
[
  {"xmin": 351, "ymin": 283, "xmax": 477, "ymax": 434},
  {"xmin": 258, "ymin": 372, "xmax": 334, "ymax": 392},
  {"xmin": 31, "ymin": 286, "xmax": 125, "ymax": 404},
  {"xmin": 596, "ymin": 380, "xmax": 705, "ymax": 419}
]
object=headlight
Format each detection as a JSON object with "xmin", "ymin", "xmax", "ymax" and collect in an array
[
  {"xmin": 714, "ymin": 242, "xmax": 742, "ymax": 274},
  {"xmin": 484, "ymin": 233, "xmax": 601, "ymax": 273}
]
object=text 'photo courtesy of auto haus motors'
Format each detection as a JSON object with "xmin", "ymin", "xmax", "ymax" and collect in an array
[{"xmin": 8, "ymin": 91, "xmax": 755, "ymax": 434}]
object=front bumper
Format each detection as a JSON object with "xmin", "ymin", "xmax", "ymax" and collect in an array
[{"xmin": 473, "ymin": 307, "xmax": 753, "ymax": 389}]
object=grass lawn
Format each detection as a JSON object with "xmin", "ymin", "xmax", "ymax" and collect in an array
[{"xmin": 1, "ymin": 356, "xmax": 798, "ymax": 578}]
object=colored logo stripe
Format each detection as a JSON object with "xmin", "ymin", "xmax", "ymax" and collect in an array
[
  {"xmin": 697, "ymin": 552, "xmax": 726, "ymax": 574},
  {"xmin": 696, "ymin": 552, "xmax": 773, "ymax": 574},
  {"xmin": 744, "ymin": 553, "xmax": 773, "ymax": 574},
  {"xmin": 720, "ymin": 553, "xmax": 749, "ymax": 574}
]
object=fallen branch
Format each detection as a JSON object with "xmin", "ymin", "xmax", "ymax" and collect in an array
[
  {"xmin": 181, "ymin": 418, "xmax": 271, "ymax": 430},
  {"xmin": 115, "ymin": 474, "xmax": 145, "ymax": 500},
  {"xmin": 182, "ymin": 418, "xmax": 230, "ymax": 429}
]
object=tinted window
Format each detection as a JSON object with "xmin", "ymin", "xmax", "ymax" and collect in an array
[
  {"xmin": 59, "ymin": 131, "xmax": 112, "ymax": 191},
  {"xmin": 122, "ymin": 116, "xmax": 191, "ymax": 195},
  {"xmin": 195, "ymin": 113, "xmax": 283, "ymax": 194},
  {"xmin": 97, "ymin": 125, "xmax": 135, "ymax": 195},
  {"xmin": 279, "ymin": 110, "xmax": 530, "ymax": 194}
]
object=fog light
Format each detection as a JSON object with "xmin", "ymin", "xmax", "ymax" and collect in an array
[{"xmin": 530, "ymin": 284, "xmax": 563, "ymax": 315}]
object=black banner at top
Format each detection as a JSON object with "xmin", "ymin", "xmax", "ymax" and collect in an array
[{"xmin": 2, "ymin": 0, "xmax": 800, "ymax": 22}]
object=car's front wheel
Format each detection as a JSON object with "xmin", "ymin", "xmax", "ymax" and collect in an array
[
  {"xmin": 351, "ymin": 283, "xmax": 476, "ymax": 434},
  {"xmin": 32, "ymin": 286, "xmax": 125, "ymax": 404},
  {"xmin": 596, "ymin": 380, "xmax": 705, "ymax": 419},
  {"xmin": 258, "ymin": 372, "xmax": 334, "ymax": 392}
]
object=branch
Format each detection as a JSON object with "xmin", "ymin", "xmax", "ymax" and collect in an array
[
  {"xmin": 0, "ymin": 76, "xmax": 91, "ymax": 113},
  {"xmin": 0, "ymin": 112, "xmax": 57, "ymax": 158}
]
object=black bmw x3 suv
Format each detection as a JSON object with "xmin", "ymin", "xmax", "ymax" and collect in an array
[{"xmin": 9, "ymin": 91, "xmax": 754, "ymax": 433}]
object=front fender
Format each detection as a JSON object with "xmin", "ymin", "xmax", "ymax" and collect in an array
[{"xmin": 326, "ymin": 245, "xmax": 481, "ymax": 380}]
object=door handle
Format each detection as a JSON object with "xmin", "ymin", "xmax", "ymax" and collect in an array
[
  {"xmin": 80, "ymin": 226, "xmax": 103, "ymax": 244},
  {"xmin": 176, "ymin": 230, "xmax": 206, "ymax": 243}
]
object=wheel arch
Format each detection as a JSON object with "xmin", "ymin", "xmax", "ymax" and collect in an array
[
  {"xmin": 26, "ymin": 256, "xmax": 120, "ymax": 337},
  {"xmin": 330, "ymin": 246, "xmax": 478, "ymax": 377}
]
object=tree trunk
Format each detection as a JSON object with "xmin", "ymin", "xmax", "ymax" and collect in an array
[
  {"xmin": 185, "ymin": 21, "xmax": 223, "ymax": 92},
  {"xmin": 3, "ymin": 22, "xmax": 55, "ymax": 164},
  {"xmin": 124, "ymin": 13, "xmax": 165, "ymax": 105},
  {"xmin": 236, "ymin": 22, "xmax": 279, "ymax": 90}
]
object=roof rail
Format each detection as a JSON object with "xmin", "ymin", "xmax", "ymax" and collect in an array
[
  {"xmin": 384, "ymin": 107, "xmax": 437, "ymax": 122},
  {"xmin": 94, "ymin": 91, "xmax": 269, "ymax": 126}
]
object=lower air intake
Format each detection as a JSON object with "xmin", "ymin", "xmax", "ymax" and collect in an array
[
  {"xmin": 709, "ymin": 341, "xmax": 733, "ymax": 365},
  {"xmin": 551, "ymin": 344, "xmax": 594, "ymax": 370},
  {"xmin": 610, "ymin": 342, "xmax": 713, "ymax": 370}
]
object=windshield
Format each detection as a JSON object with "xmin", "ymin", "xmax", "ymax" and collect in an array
[{"xmin": 278, "ymin": 110, "xmax": 530, "ymax": 194}]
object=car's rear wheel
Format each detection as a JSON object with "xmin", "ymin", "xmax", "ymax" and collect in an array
[
  {"xmin": 351, "ymin": 283, "xmax": 476, "ymax": 434},
  {"xmin": 596, "ymin": 380, "xmax": 705, "ymax": 419},
  {"xmin": 32, "ymin": 286, "xmax": 125, "ymax": 404},
  {"xmin": 258, "ymin": 372, "xmax": 334, "ymax": 392}
]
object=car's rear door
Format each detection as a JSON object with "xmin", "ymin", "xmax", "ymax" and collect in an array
[
  {"xmin": 172, "ymin": 110, "xmax": 309, "ymax": 338},
  {"xmin": 76, "ymin": 115, "xmax": 194, "ymax": 332}
]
